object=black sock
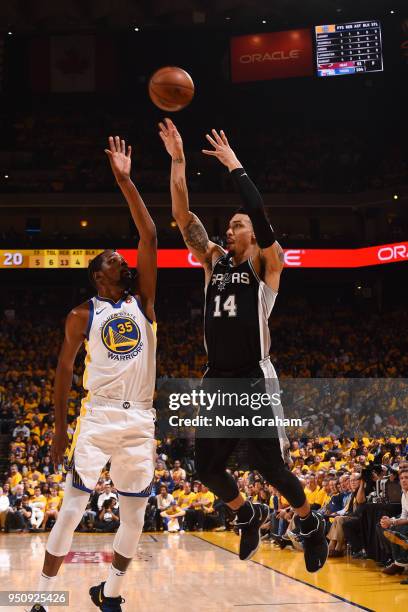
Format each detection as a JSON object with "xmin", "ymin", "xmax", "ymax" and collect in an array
[
  {"xmin": 299, "ymin": 512, "xmax": 318, "ymax": 533},
  {"xmin": 237, "ymin": 501, "xmax": 253, "ymax": 523}
]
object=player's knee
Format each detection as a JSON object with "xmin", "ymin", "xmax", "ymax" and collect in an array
[{"xmin": 59, "ymin": 506, "xmax": 84, "ymax": 529}]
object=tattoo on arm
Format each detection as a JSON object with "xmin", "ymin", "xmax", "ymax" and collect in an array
[
  {"xmin": 183, "ymin": 214, "xmax": 210, "ymax": 255},
  {"xmin": 276, "ymin": 242, "xmax": 285, "ymax": 264}
]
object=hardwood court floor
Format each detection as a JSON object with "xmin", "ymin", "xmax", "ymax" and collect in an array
[{"xmin": 1, "ymin": 531, "xmax": 406, "ymax": 611}]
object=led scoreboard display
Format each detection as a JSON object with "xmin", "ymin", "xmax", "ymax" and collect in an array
[
  {"xmin": 315, "ymin": 21, "xmax": 383, "ymax": 77},
  {"xmin": 0, "ymin": 250, "xmax": 102, "ymax": 269}
]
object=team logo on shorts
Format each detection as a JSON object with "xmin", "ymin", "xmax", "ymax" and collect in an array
[{"xmin": 101, "ymin": 316, "xmax": 141, "ymax": 355}]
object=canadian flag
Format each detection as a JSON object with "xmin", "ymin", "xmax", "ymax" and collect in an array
[{"xmin": 30, "ymin": 35, "xmax": 116, "ymax": 92}]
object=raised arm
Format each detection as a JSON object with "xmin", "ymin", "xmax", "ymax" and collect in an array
[
  {"xmin": 158, "ymin": 118, "xmax": 224, "ymax": 276},
  {"xmin": 52, "ymin": 304, "xmax": 88, "ymax": 468},
  {"xmin": 105, "ymin": 136, "xmax": 157, "ymax": 321},
  {"xmin": 203, "ymin": 129, "xmax": 284, "ymax": 292}
]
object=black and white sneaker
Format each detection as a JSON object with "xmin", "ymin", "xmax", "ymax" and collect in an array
[
  {"xmin": 300, "ymin": 512, "xmax": 328, "ymax": 573},
  {"xmin": 89, "ymin": 581, "xmax": 125, "ymax": 611},
  {"xmin": 29, "ymin": 606, "xmax": 47, "ymax": 612},
  {"xmin": 235, "ymin": 501, "xmax": 270, "ymax": 561}
]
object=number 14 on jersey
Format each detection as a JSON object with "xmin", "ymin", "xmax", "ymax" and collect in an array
[{"xmin": 213, "ymin": 295, "xmax": 237, "ymax": 317}]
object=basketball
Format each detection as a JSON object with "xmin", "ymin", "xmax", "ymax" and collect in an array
[{"xmin": 148, "ymin": 66, "xmax": 194, "ymax": 112}]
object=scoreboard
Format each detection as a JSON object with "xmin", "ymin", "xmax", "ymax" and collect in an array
[
  {"xmin": 315, "ymin": 20, "xmax": 383, "ymax": 77},
  {"xmin": 0, "ymin": 249, "xmax": 102, "ymax": 269}
]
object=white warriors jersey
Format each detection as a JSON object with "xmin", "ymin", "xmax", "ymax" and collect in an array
[{"xmin": 83, "ymin": 294, "xmax": 156, "ymax": 405}]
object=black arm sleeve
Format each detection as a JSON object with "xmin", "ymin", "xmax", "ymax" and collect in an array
[{"xmin": 230, "ymin": 167, "xmax": 275, "ymax": 248}]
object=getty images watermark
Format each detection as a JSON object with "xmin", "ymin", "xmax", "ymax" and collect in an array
[
  {"xmin": 155, "ymin": 377, "xmax": 408, "ymax": 439},
  {"xmin": 167, "ymin": 389, "xmax": 302, "ymax": 429}
]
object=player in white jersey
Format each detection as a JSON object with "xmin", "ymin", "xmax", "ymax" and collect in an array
[{"xmin": 30, "ymin": 136, "xmax": 157, "ymax": 612}]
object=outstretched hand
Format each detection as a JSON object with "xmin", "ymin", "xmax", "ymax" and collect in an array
[
  {"xmin": 158, "ymin": 118, "xmax": 184, "ymax": 161},
  {"xmin": 105, "ymin": 136, "xmax": 132, "ymax": 184},
  {"xmin": 202, "ymin": 129, "xmax": 241, "ymax": 171}
]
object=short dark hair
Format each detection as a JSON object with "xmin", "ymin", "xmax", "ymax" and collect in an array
[
  {"xmin": 232, "ymin": 207, "xmax": 271, "ymax": 223},
  {"xmin": 87, "ymin": 250, "xmax": 115, "ymax": 289}
]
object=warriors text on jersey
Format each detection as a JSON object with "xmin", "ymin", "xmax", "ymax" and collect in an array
[
  {"xmin": 204, "ymin": 255, "xmax": 277, "ymax": 371},
  {"xmin": 83, "ymin": 294, "xmax": 156, "ymax": 404}
]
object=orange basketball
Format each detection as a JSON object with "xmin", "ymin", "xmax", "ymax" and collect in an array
[{"xmin": 148, "ymin": 66, "xmax": 194, "ymax": 112}]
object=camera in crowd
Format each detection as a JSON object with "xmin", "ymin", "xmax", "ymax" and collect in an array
[
  {"xmin": 363, "ymin": 462, "xmax": 401, "ymax": 504},
  {"xmin": 361, "ymin": 461, "xmax": 383, "ymax": 483}
]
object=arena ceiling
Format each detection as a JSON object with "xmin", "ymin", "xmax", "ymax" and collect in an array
[{"xmin": 0, "ymin": 0, "xmax": 396, "ymax": 31}]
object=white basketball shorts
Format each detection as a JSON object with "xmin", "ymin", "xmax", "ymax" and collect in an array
[{"xmin": 66, "ymin": 395, "xmax": 156, "ymax": 496}]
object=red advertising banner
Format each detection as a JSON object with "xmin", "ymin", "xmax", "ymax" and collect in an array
[
  {"xmin": 1, "ymin": 243, "xmax": 407, "ymax": 269},
  {"xmin": 117, "ymin": 242, "xmax": 408, "ymax": 269},
  {"xmin": 231, "ymin": 29, "xmax": 313, "ymax": 82}
]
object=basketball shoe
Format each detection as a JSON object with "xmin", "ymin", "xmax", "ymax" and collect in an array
[
  {"xmin": 300, "ymin": 511, "xmax": 329, "ymax": 572},
  {"xmin": 89, "ymin": 581, "xmax": 124, "ymax": 612},
  {"xmin": 234, "ymin": 500, "xmax": 270, "ymax": 560}
]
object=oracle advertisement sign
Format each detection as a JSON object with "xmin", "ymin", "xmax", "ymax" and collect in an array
[
  {"xmin": 117, "ymin": 242, "xmax": 408, "ymax": 269},
  {"xmin": 230, "ymin": 29, "xmax": 313, "ymax": 82}
]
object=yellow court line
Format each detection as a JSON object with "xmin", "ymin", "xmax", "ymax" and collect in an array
[{"xmin": 193, "ymin": 532, "xmax": 408, "ymax": 612}]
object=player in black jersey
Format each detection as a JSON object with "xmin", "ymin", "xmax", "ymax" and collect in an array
[{"xmin": 159, "ymin": 118, "xmax": 328, "ymax": 572}]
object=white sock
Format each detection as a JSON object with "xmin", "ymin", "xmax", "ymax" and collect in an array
[
  {"xmin": 36, "ymin": 572, "xmax": 57, "ymax": 612},
  {"xmin": 104, "ymin": 564, "xmax": 126, "ymax": 598},
  {"xmin": 37, "ymin": 571, "xmax": 57, "ymax": 592}
]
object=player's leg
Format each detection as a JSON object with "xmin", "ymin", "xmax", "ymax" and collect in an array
[
  {"xmin": 195, "ymin": 437, "xmax": 241, "ymax": 506},
  {"xmin": 89, "ymin": 408, "xmax": 155, "ymax": 609},
  {"xmin": 249, "ymin": 437, "xmax": 328, "ymax": 572},
  {"xmin": 89, "ymin": 493, "xmax": 148, "ymax": 609},
  {"xmin": 28, "ymin": 472, "xmax": 92, "ymax": 612},
  {"xmin": 196, "ymin": 436, "xmax": 272, "ymax": 559},
  {"xmin": 31, "ymin": 407, "xmax": 113, "ymax": 612}
]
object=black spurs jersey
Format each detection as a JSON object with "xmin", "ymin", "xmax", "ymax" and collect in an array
[{"xmin": 204, "ymin": 254, "xmax": 277, "ymax": 372}]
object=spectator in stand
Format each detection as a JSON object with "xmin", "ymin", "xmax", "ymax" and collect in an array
[
  {"xmin": 8, "ymin": 483, "xmax": 24, "ymax": 507},
  {"xmin": 9, "ymin": 464, "xmax": 23, "ymax": 490},
  {"xmin": 329, "ymin": 474, "xmax": 351, "ymax": 513},
  {"xmin": 342, "ymin": 476, "xmax": 368, "ymax": 559},
  {"xmin": 156, "ymin": 484, "xmax": 174, "ymax": 531},
  {"xmin": 303, "ymin": 474, "xmax": 326, "ymax": 510},
  {"xmin": 154, "ymin": 459, "xmax": 167, "ymax": 480},
  {"xmin": 327, "ymin": 473, "xmax": 366, "ymax": 557},
  {"xmin": 40, "ymin": 486, "xmax": 61, "ymax": 530},
  {"xmin": 81, "ymin": 481, "xmax": 104, "ymax": 531},
  {"xmin": 29, "ymin": 485, "xmax": 46, "ymax": 530},
  {"xmin": 171, "ymin": 460, "xmax": 186, "ymax": 484},
  {"xmin": 177, "ymin": 482, "xmax": 197, "ymax": 531},
  {"xmin": 5, "ymin": 494, "xmax": 32, "ymax": 532},
  {"xmin": 12, "ymin": 421, "xmax": 30, "ymax": 440},
  {"xmin": 316, "ymin": 479, "xmax": 333, "ymax": 512},
  {"xmin": 96, "ymin": 483, "xmax": 118, "ymax": 511},
  {"xmin": 380, "ymin": 468, "xmax": 408, "ymax": 577},
  {"xmin": 186, "ymin": 485, "xmax": 216, "ymax": 532},
  {"xmin": 0, "ymin": 486, "xmax": 10, "ymax": 531},
  {"xmin": 160, "ymin": 500, "xmax": 186, "ymax": 533},
  {"xmin": 158, "ymin": 470, "xmax": 174, "ymax": 492},
  {"xmin": 95, "ymin": 499, "xmax": 120, "ymax": 533},
  {"xmin": 171, "ymin": 480, "xmax": 185, "ymax": 503}
]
